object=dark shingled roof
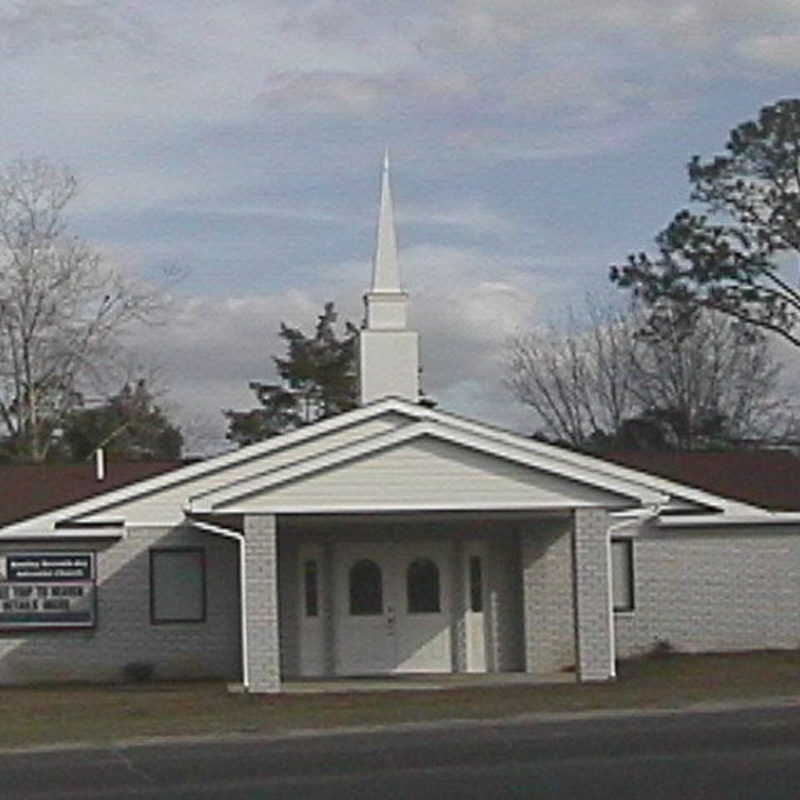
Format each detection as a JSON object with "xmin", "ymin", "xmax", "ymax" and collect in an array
[
  {"xmin": 603, "ymin": 450, "xmax": 800, "ymax": 512},
  {"xmin": 0, "ymin": 461, "xmax": 185, "ymax": 527},
  {"xmin": 2, "ymin": 449, "xmax": 799, "ymax": 529}
]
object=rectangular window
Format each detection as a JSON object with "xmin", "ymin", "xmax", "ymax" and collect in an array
[
  {"xmin": 611, "ymin": 539, "xmax": 634, "ymax": 612},
  {"xmin": 469, "ymin": 556, "xmax": 483, "ymax": 613},
  {"xmin": 304, "ymin": 559, "xmax": 319, "ymax": 617},
  {"xmin": 150, "ymin": 548, "xmax": 206, "ymax": 624}
]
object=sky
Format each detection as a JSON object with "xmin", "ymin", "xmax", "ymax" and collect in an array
[{"xmin": 2, "ymin": 0, "xmax": 800, "ymax": 453}]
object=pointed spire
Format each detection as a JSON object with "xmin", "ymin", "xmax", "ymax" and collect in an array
[
  {"xmin": 359, "ymin": 153, "xmax": 419, "ymax": 404},
  {"xmin": 371, "ymin": 148, "xmax": 401, "ymax": 293}
]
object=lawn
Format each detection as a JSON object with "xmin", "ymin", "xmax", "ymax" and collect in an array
[{"xmin": 2, "ymin": 650, "xmax": 800, "ymax": 750}]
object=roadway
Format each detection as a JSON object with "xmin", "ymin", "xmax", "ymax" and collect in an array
[{"xmin": 3, "ymin": 703, "xmax": 800, "ymax": 798}]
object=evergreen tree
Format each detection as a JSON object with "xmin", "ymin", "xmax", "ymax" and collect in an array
[
  {"xmin": 61, "ymin": 380, "xmax": 183, "ymax": 461},
  {"xmin": 611, "ymin": 98, "xmax": 800, "ymax": 347},
  {"xmin": 224, "ymin": 302, "xmax": 358, "ymax": 446}
]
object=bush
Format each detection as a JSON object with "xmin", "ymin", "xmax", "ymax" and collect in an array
[
  {"xmin": 650, "ymin": 638, "xmax": 675, "ymax": 658},
  {"xmin": 122, "ymin": 661, "xmax": 155, "ymax": 683}
]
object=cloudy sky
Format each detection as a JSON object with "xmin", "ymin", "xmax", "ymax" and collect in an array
[{"xmin": 3, "ymin": 1, "xmax": 800, "ymax": 452}]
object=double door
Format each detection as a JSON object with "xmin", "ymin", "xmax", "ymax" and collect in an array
[{"xmin": 335, "ymin": 541, "xmax": 452, "ymax": 675}]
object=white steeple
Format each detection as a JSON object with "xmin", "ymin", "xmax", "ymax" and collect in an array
[
  {"xmin": 363, "ymin": 150, "xmax": 409, "ymax": 331},
  {"xmin": 371, "ymin": 149, "xmax": 401, "ymax": 293},
  {"xmin": 358, "ymin": 153, "xmax": 420, "ymax": 405}
]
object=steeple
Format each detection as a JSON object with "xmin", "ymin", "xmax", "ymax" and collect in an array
[
  {"xmin": 371, "ymin": 149, "xmax": 401, "ymax": 293},
  {"xmin": 363, "ymin": 151, "xmax": 409, "ymax": 331},
  {"xmin": 358, "ymin": 153, "xmax": 420, "ymax": 405}
]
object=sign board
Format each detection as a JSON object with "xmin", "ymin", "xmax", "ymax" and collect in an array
[{"xmin": 0, "ymin": 553, "xmax": 96, "ymax": 629}]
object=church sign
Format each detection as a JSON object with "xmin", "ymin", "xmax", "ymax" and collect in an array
[{"xmin": 0, "ymin": 553, "xmax": 96, "ymax": 628}]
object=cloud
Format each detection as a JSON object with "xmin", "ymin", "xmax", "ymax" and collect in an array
[
  {"xmin": 434, "ymin": 0, "xmax": 800, "ymax": 50},
  {"xmin": 126, "ymin": 242, "xmax": 555, "ymax": 453},
  {"xmin": 256, "ymin": 70, "xmax": 480, "ymax": 116},
  {"xmin": 737, "ymin": 34, "xmax": 800, "ymax": 69},
  {"xmin": 129, "ymin": 289, "xmax": 323, "ymax": 452},
  {"xmin": 0, "ymin": 0, "xmax": 149, "ymax": 55},
  {"xmin": 2, "ymin": 0, "xmax": 798, "ymax": 453},
  {"xmin": 399, "ymin": 201, "xmax": 516, "ymax": 236}
]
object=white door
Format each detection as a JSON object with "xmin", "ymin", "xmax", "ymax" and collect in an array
[
  {"xmin": 298, "ymin": 545, "xmax": 325, "ymax": 676},
  {"xmin": 464, "ymin": 543, "xmax": 487, "ymax": 672},
  {"xmin": 395, "ymin": 540, "xmax": 452, "ymax": 672},
  {"xmin": 335, "ymin": 541, "xmax": 452, "ymax": 675}
]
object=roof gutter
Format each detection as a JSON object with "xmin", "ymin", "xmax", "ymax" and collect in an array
[
  {"xmin": 657, "ymin": 511, "xmax": 800, "ymax": 528},
  {"xmin": 0, "ymin": 527, "xmax": 126, "ymax": 541}
]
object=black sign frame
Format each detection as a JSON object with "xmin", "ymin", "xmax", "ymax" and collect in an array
[{"xmin": 0, "ymin": 552, "xmax": 97, "ymax": 630}]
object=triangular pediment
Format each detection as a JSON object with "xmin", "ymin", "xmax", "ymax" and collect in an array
[
  {"xmin": 203, "ymin": 434, "xmax": 642, "ymax": 512},
  {"xmin": 190, "ymin": 421, "xmax": 668, "ymax": 514}
]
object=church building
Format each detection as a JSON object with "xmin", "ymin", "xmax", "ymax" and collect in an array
[{"xmin": 2, "ymin": 159, "xmax": 800, "ymax": 691}]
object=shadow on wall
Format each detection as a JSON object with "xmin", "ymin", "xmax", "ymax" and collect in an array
[{"xmin": 0, "ymin": 525, "xmax": 242, "ymax": 685}]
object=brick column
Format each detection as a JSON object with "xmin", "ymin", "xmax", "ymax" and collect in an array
[
  {"xmin": 243, "ymin": 514, "xmax": 280, "ymax": 693},
  {"xmin": 572, "ymin": 508, "xmax": 615, "ymax": 682},
  {"xmin": 450, "ymin": 538, "xmax": 467, "ymax": 672},
  {"xmin": 521, "ymin": 518, "xmax": 575, "ymax": 674}
]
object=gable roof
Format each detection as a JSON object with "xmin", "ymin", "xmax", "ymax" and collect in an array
[
  {"xmin": 0, "ymin": 461, "xmax": 184, "ymax": 527},
  {"xmin": 0, "ymin": 398, "xmax": 773, "ymax": 534},
  {"xmin": 604, "ymin": 450, "xmax": 800, "ymax": 512}
]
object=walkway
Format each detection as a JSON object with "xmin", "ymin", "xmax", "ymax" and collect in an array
[{"xmin": 280, "ymin": 672, "xmax": 575, "ymax": 694}]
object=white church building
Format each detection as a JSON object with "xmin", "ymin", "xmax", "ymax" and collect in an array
[{"xmin": 2, "ymin": 159, "xmax": 800, "ymax": 691}]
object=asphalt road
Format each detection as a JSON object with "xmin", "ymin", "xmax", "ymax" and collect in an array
[{"xmin": 3, "ymin": 704, "xmax": 800, "ymax": 799}]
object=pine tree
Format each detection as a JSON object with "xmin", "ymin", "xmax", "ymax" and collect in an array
[
  {"xmin": 61, "ymin": 380, "xmax": 183, "ymax": 461},
  {"xmin": 224, "ymin": 302, "xmax": 358, "ymax": 446}
]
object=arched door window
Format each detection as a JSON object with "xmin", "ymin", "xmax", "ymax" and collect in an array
[
  {"xmin": 407, "ymin": 558, "xmax": 440, "ymax": 613},
  {"xmin": 349, "ymin": 559, "xmax": 383, "ymax": 615}
]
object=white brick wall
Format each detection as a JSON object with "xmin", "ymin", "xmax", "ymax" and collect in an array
[
  {"xmin": 521, "ymin": 519, "xmax": 575, "ymax": 674},
  {"xmin": 488, "ymin": 534, "xmax": 525, "ymax": 671},
  {"xmin": 614, "ymin": 526, "xmax": 800, "ymax": 657},
  {"xmin": 0, "ymin": 526, "xmax": 241, "ymax": 684}
]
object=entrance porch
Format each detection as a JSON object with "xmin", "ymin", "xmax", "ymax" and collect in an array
[{"xmin": 237, "ymin": 508, "xmax": 615, "ymax": 691}]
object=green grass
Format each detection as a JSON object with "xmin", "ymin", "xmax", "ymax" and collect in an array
[{"xmin": 2, "ymin": 650, "xmax": 800, "ymax": 750}]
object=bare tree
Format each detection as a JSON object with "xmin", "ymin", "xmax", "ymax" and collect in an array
[
  {"xmin": 503, "ymin": 304, "xmax": 642, "ymax": 446},
  {"xmin": 504, "ymin": 299, "xmax": 796, "ymax": 450},
  {"xmin": 629, "ymin": 306, "xmax": 793, "ymax": 449},
  {"xmin": 0, "ymin": 158, "xmax": 163, "ymax": 462}
]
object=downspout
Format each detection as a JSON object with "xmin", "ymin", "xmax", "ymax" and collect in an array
[
  {"xmin": 186, "ymin": 517, "xmax": 250, "ymax": 691},
  {"xmin": 604, "ymin": 533, "xmax": 616, "ymax": 679}
]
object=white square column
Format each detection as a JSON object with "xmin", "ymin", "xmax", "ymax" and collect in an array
[
  {"xmin": 243, "ymin": 514, "xmax": 281, "ymax": 692},
  {"xmin": 572, "ymin": 508, "xmax": 616, "ymax": 682}
]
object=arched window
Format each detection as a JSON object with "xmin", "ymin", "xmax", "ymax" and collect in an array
[
  {"xmin": 349, "ymin": 559, "xmax": 382, "ymax": 615},
  {"xmin": 407, "ymin": 558, "xmax": 440, "ymax": 613}
]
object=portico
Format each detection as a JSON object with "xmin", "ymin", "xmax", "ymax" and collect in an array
[{"xmin": 198, "ymin": 469, "xmax": 629, "ymax": 693}]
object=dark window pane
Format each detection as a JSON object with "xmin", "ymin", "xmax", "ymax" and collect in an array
[
  {"xmin": 349, "ymin": 559, "xmax": 382, "ymax": 615},
  {"xmin": 407, "ymin": 558, "xmax": 440, "ymax": 613},
  {"xmin": 611, "ymin": 540, "xmax": 634, "ymax": 612},
  {"xmin": 150, "ymin": 548, "xmax": 205, "ymax": 624},
  {"xmin": 469, "ymin": 556, "xmax": 483, "ymax": 612},
  {"xmin": 304, "ymin": 559, "xmax": 318, "ymax": 617}
]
